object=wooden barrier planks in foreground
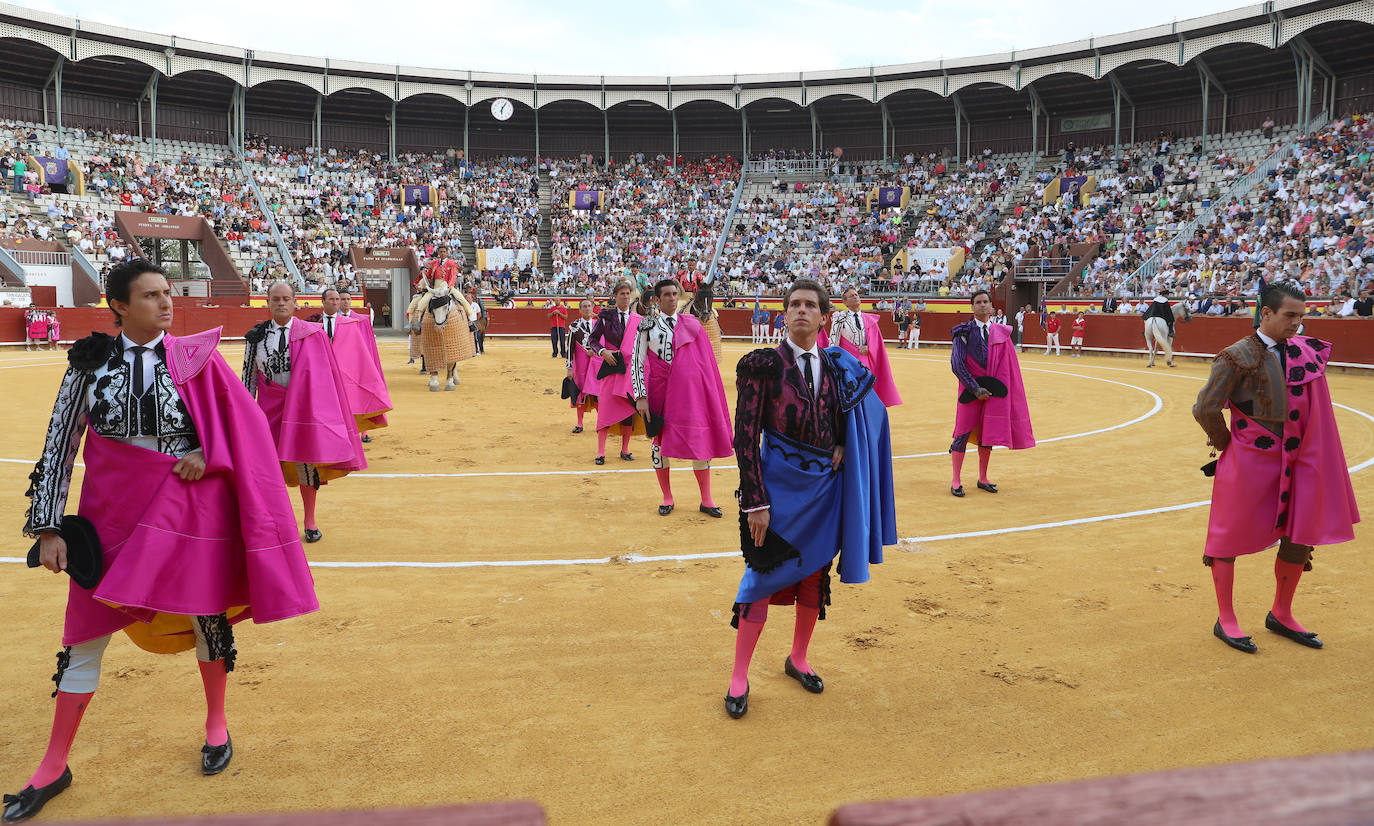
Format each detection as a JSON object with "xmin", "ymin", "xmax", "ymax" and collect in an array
[
  {"xmin": 830, "ymin": 750, "xmax": 1374, "ymax": 825},
  {"xmin": 45, "ymin": 801, "xmax": 545, "ymax": 826}
]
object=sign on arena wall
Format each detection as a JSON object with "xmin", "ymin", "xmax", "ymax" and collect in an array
[
  {"xmin": 1060, "ymin": 113, "xmax": 1112, "ymax": 133},
  {"xmin": 906, "ymin": 247, "xmax": 964, "ymax": 277},
  {"xmin": 477, "ymin": 248, "xmax": 538, "ymax": 271}
]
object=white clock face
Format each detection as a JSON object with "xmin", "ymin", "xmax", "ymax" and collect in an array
[{"xmin": 491, "ymin": 98, "xmax": 514, "ymax": 121}]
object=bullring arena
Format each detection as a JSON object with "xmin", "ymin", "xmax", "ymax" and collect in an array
[
  {"xmin": 1, "ymin": 0, "xmax": 1373, "ymax": 823},
  {"xmin": 2, "ymin": 329, "xmax": 1371, "ymax": 824}
]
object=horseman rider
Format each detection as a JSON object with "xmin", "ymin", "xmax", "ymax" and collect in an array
[
  {"xmin": 417, "ymin": 276, "xmax": 476, "ymax": 392},
  {"xmin": 1144, "ymin": 288, "xmax": 1177, "ymax": 338},
  {"xmin": 1142, "ymin": 288, "xmax": 1178, "ymax": 368}
]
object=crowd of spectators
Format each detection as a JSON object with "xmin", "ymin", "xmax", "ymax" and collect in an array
[
  {"xmin": 1077, "ymin": 114, "xmax": 1374, "ymax": 303},
  {"xmin": 545, "ymin": 153, "xmax": 738, "ymax": 294}
]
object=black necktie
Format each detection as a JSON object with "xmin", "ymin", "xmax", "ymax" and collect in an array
[
  {"xmin": 620, "ymin": 311, "xmax": 626, "ymax": 330},
  {"xmin": 1275, "ymin": 345, "xmax": 1286, "ymax": 374},
  {"xmin": 130, "ymin": 346, "xmax": 148, "ymax": 396},
  {"xmin": 800, "ymin": 352, "xmax": 816, "ymax": 398},
  {"xmin": 277, "ymin": 326, "xmax": 289, "ymax": 355},
  {"xmin": 326, "ymin": 316, "xmax": 334, "ymax": 339},
  {"xmin": 666, "ymin": 315, "xmax": 675, "ymax": 333}
]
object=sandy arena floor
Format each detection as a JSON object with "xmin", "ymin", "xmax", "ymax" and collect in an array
[{"xmin": 0, "ymin": 336, "xmax": 1371, "ymax": 825}]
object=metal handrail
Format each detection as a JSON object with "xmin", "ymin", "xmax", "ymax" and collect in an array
[
  {"xmin": 234, "ymin": 143, "xmax": 302, "ymax": 281},
  {"xmin": 746, "ymin": 158, "xmax": 831, "ymax": 176},
  {"xmin": 707, "ymin": 163, "xmax": 747, "ymax": 282},
  {"xmin": 8, "ymin": 249, "xmax": 72, "ymax": 265}
]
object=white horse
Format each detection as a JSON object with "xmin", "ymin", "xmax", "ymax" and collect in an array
[{"xmin": 1144, "ymin": 302, "xmax": 1190, "ymax": 367}]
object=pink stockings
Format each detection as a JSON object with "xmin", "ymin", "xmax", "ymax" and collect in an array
[
  {"xmin": 27, "ymin": 691, "xmax": 91, "ymax": 789},
  {"xmin": 575, "ymin": 405, "xmax": 585, "ymax": 428},
  {"xmin": 729, "ymin": 606, "xmax": 765, "ymax": 697},
  {"xmin": 299, "ymin": 484, "xmax": 318, "ymax": 531},
  {"xmin": 728, "ymin": 572, "xmax": 824, "ymax": 697},
  {"xmin": 595, "ymin": 425, "xmax": 633, "ymax": 459},
  {"xmin": 1210, "ymin": 559, "xmax": 1243, "ymax": 638},
  {"xmin": 951, "ymin": 446, "xmax": 994, "ymax": 488},
  {"xmin": 654, "ymin": 465, "xmax": 715, "ymax": 509},
  {"xmin": 694, "ymin": 468, "xmax": 716, "ymax": 508},
  {"xmin": 655, "ymin": 468, "xmax": 674, "ymax": 507},
  {"xmin": 1272, "ymin": 558, "xmax": 1309, "ymax": 633},
  {"xmin": 199, "ymin": 659, "xmax": 229, "ymax": 747},
  {"xmin": 1212, "ymin": 556, "xmax": 1312, "ymax": 638}
]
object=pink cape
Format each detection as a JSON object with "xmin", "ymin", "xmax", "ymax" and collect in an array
[
  {"xmin": 645, "ymin": 314, "xmax": 734, "ymax": 461},
  {"xmin": 816, "ymin": 327, "xmax": 830, "ymax": 349},
  {"xmin": 255, "ymin": 320, "xmax": 366, "ymax": 480},
  {"xmin": 331, "ymin": 314, "xmax": 392, "ymax": 430},
  {"xmin": 64, "ymin": 328, "xmax": 319, "ymax": 651},
  {"xmin": 952, "ymin": 323, "xmax": 1036, "ymax": 449},
  {"xmin": 596, "ymin": 311, "xmax": 642, "ymax": 430},
  {"xmin": 837, "ymin": 313, "xmax": 902, "ymax": 407},
  {"xmin": 1205, "ymin": 336, "xmax": 1360, "ymax": 557},
  {"xmin": 570, "ymin": 338, "xmax": 602, "ymax": 408}
]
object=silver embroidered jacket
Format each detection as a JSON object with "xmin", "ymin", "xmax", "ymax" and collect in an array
[{"xmin": 25, "ymin": 333, "xmax": 200, "ymax": 537}]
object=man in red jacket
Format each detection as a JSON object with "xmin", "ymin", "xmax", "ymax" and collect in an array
[
  {"xmin": 547, "ymin": 298, "xmax": 569, "ymax": 359},
  {"xmin": 1045, "ymin": 313, "xmax": 1062, "ymax": 356}
]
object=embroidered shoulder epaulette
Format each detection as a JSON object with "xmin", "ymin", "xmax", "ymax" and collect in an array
[
  {"xmin": 736, "ymin": 348, "xmax": 783, "ymax": 381},
  {"xmin": 244, "ymin": 320, "xmax": 272, "ymax": 345},
  {"xmin": 67, "ymin": 332, "xmax": 116, "ymax": 371}
]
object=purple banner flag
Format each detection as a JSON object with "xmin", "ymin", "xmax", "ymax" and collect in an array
[
  {"xmin": 38, "ymin": 158, "xmax": 67, "ymax": 186},
  {"xmin": 876, "ymin": 187, "xmax": 902, "ymax": 208},
  {"xmin": 402, "ymin": 184, "xmax": 430, "ymax": 205},
  {"xmin": 572, "ymin": 189, "xmax": 601, "ymax": 210}
]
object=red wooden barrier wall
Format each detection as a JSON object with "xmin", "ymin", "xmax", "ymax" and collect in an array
[{"xmin": 4, "ymin": 306, "xmax": 1372, "ymax": 365}]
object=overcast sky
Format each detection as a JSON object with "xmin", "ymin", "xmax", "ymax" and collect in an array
[{"xmin": 19, "ymin": 0, "xmax": 1249, "ymax": 76}]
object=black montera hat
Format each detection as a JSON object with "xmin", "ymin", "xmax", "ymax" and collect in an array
[{"xmin": 27, "ymin": 515, "xmax": 102, "ymax": 590}]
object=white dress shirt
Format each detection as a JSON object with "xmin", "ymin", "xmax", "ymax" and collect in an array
[{"xmin": 784, "ymin": 336, "xmax": 822, "ymax": 392}]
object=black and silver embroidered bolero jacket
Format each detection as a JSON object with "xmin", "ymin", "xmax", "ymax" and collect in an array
[{"xmin": 24, "ymin": 332, "xmax": 201, "ymax": 537}]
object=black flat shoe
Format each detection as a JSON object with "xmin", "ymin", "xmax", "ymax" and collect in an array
[
  {"xmin": 3, "ymin": 767, "xmax": 71, "ymax": 823},
  {"xmin": 594, "ymin": 456, "xmax": 605, "ymax": 465},
  {"xmin": 360, "ymin": 433, "xmax": 371, "ymax": 443},
  {"xmin": 977, "ymin": 481, "xmax": 998, "ymax": 493},
  {"xmin": 699, "ymin": 505, "xmax": 723, "ymax": 518},
  {"xmin": 658, "ymin": 504, "xmax": 674, "ymax": 516},
  {"xmin": 202, "ymin": 735, "xmax": 232, "ymax": 776},
  {"xmin": 724, "ymin": 684, "xmax": 749, "ymax": 719},
  {"xmin": 620, "ymin": 452, "xmax": 634, "ymax": 461},
  {"xmin": 784, "ymin": 656, "xmax": 824, "ymax": 694},
  {"xmin": 950, "ymin": 486, "xmax": 965, "ymax": 497},
  {"xmin": 304, "ymin": 529, "xmax": 322, "ymax": 543},
  {"xmin": 1265, "ymin": 612, "xmax": 1323, "ymax": 649},
  {"xmin": 571, "ymin": 426, "xmax": 583, "ymax": 434},
  {"xmin": 1213, "ymin": 621, "xmax": 1258, "ymax": 654}
]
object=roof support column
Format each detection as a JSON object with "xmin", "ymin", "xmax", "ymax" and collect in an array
[
  {"xmin": 314, "ymin": 92, "xmax": 323, "ymax": 169},
  {"xmin": 51, "ymin": 55, "xmax": 64, "ymax": 143},
  {"xmin": 1109, "ymin": 73, "xmax": 1133, "ymax": 162}
]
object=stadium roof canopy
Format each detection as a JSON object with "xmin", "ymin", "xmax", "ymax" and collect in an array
[{"xmin": 0, "ymin": 0, "xmax": 1369, "ymax": 156}]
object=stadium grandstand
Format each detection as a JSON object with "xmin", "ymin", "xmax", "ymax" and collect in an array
[{"xmin": 0, "ymin": 0, "xmax": 1371, "ymax": 319}]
